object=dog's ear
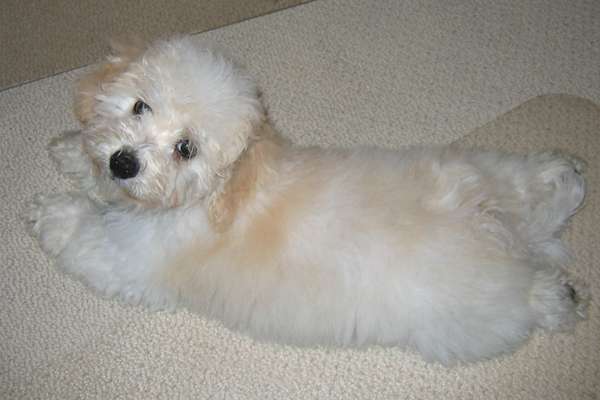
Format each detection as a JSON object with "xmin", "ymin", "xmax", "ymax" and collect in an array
[
  {"xmin": 207, "ymin": 123, "xmax": 283, "ymax": 232},
  {"xmin": 74, "ymin": 36, "xmax": 145, "ymax": 125}
]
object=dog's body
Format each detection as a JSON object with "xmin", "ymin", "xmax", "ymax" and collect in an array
[{"xmin": 29, "ymin": 36, "xmax": 587, "ymax": 364}]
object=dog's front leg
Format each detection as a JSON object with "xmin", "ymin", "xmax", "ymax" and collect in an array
[
  {"xmin": 28, "ymin": 194, "xmax": 185, "ymax": 307},
  {"xmin": 48, "ymin": 131, "xmax": 97, "ymax": 191},
  {"xmin": 28, "ymin": 192, "xmax": 95, "ymax": 258}
]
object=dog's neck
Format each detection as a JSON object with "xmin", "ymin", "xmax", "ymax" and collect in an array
[{"xmin": 206, "ymin": 121, "xmax": 288, "ymax": 232}]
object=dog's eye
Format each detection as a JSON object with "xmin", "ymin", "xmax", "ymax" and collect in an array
[
  {"xmin": 132, "ymin": 100, "xmax": 152, "ymax": 115},
  {"xmin": 175, "ymin": 139, "xmax": 197, "ymax": 160}
]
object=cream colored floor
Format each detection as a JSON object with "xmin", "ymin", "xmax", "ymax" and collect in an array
[
  {"xmin": 2, "ymin": 1, "xmax": 600, "ymax": 399},
  {"xmin": 0, "ymin": 0, "xmax": 310, "ymax": 90}
]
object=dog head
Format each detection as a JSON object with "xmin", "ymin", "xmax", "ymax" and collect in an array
[{"xmin": 75, "ymin": 36, "xmax": 264, "ymax": 208}]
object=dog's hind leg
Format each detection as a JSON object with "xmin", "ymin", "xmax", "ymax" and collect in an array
[
  {"xmin": 519, "ymin": 152, "xmax": 586, "ymax": 253},
  {"xmin": 472, "ymin": 151, "xmax": 589, "ymax": 331},
  {"xmin": 529, "ymin": 266, "xmax": 588, "ymax": 332},
  {"xmin": 468, "ymin": 150, "xmax": 586, "ymax": 266}
]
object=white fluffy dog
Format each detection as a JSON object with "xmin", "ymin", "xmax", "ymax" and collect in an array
[{"xmin": 29, "ymin": 36, "xmax": 588, "ymax": 365}]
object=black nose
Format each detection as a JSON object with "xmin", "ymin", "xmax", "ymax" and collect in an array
[{"xmin": 109, "ymin": 149, "xmax": 140, "ymax": 179}]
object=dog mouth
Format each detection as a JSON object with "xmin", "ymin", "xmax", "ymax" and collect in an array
[{"xmin": 111, "ymin": 165, "xmax": 175, "ymax": 208}]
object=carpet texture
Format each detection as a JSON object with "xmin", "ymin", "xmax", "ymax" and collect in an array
[
  {"xmin": 2, "ymin": 0, "xmax": 600, "ymax": 399},
  {"xmin": 0, "ymin": 0, "xmax": 311, "ymax": 90}
]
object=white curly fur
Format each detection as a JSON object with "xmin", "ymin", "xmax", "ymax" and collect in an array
[{"xmin": 28, "ymin": 36, "xmax": 588, "ymax": 365}]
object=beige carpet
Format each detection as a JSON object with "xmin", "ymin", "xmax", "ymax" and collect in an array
[
  {"xmin": 2, "ymin": 0, "xmax": 600, "ymax": 399},
  {"xmin": 0, "ymin": 0, "xmax": 311, "ymax": 90}
]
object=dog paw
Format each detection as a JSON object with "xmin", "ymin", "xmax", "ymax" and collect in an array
[
  {"xmin": 534, "ymin": 152, "xmax": 586, "ymax": 216},
  {"xmin": 27, "ymin": 193, "xmax": 91, "ymax": 257},
  {"xmin": 49, "ymin": 131, "xmax": 95, "ymax": 185},
  {"xmin": 561, "ymin": 153, "xmax": 586, "ymax": 175},
  {"xmin": 530, "ymin": 269, "xmax": 588, "ymax": 331}
]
